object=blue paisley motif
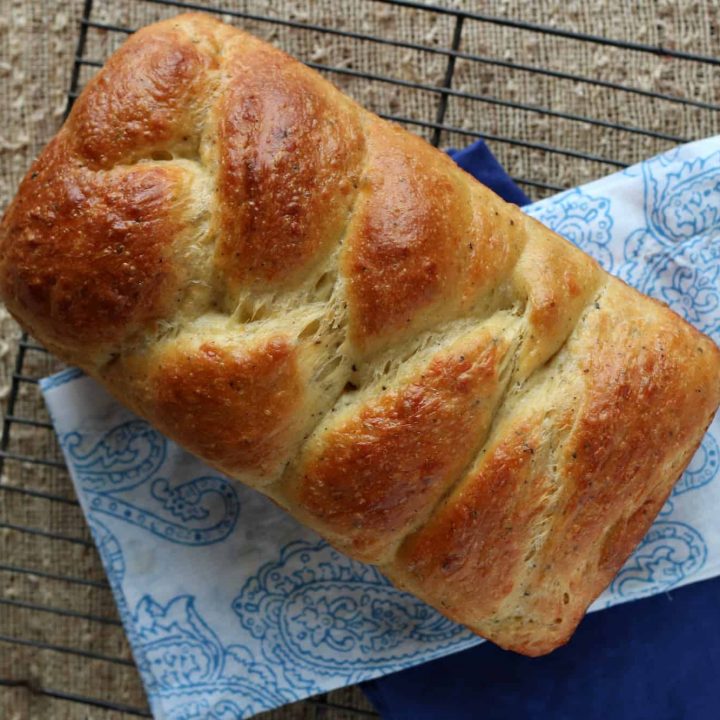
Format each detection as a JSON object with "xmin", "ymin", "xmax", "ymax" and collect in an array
[
  {"xmin": 62, "ymin": 420, "xmax": 166, "ymax": 492},
  {"xmin": 644, "ymin": 151, "xmax": 720, "ymax": 244},
  {"xmin": 233, "ymin": 539, "xmax": 476, "ymax": 681},
  {"xmin": 88, "ymin": 476, "xmax": 239, "ymax": 546},
  {"xmin": 168, "ymin": 700, "xmax": 246, "ymax": 720},
  {"xmin": 623, "ymin": 234, "xmax": 720, "ymax": 340},
  {"xmin": 620, "ymin": 149, "xmax": 720, "ymax": 341},
  {"xmin": 661, "ymin": 433, "xmax": 720, "ymax": 515},
  {"xmin": 63, "ymin": 421, "xmax": 240, "ymax": 546},
  {"xmin": 86, "ymin": 517, "xmax": 158, "ymax": 689},
  {"xmin": 88, "ymin": 502, "xmax": 290, "ymax": 718},
  {"xmin": 610, "ymin": 521, "xmax": 707, "ymax": 600},
  {"xmin": 132, "ymin": 594, "xmax": 290, "ymax": 713},
  {"xmin": 660, "ymin": 262, "xmax": 719, "ymax": 326},
  {"xmin": 88, "ymin": 516, "xmax": 127, "ymax": 589},
  {"xmin": 134, "ymin": 596, "xmax": 224, "ymax": 689},
  {"xmin": 525, "ymin": 188, "xmax": 614, "ymax": 270},
  {"xmin": 675, "ymin": 433, "xmax": 719, "ymax": 496}
]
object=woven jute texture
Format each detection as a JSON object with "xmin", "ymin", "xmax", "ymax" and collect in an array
[{"xmin": 1, "ymin": 1, "xmax": 718, "ymax": 718}]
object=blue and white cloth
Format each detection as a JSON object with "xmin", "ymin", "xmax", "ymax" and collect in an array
[{"xmin": 40, "ymin": 136, "xmax": 720, "ymax": 720}]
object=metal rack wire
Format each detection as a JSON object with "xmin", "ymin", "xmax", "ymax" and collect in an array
[{"xmin": 1, "ymin": 0, "xmax": 718, "ymax": 717}]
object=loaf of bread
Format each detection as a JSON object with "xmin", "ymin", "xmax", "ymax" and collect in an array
[{"xmin": 1, "ymin": 13, "xmax": 718, "ymax": 656}]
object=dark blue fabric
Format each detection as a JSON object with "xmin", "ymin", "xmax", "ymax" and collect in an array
[
  {"xmin": 447, "ymin": 140, "xmax": 531, "ymax": 207},
  {"xmin": 362, "ymin": 577, "xmax": 720, "ymax": 720},
  {"xmin": 363, "ymin": 578, "xmax": 720, "ymax": 720},
  {"xmin": 361, "ymin": 140, "xmax": 720, "ymax": 720}
]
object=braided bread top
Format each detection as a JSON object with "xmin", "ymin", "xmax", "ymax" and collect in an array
[{"xmin": 1, "ymin": 14, "xmax": 718, "ymax": 655}]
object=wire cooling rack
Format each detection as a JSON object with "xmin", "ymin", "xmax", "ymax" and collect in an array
[{"xmin": 1, "ymin": 1, "xmax": 718, "ymax": 718}]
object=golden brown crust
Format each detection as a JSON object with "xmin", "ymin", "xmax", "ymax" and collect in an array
[
  {"xmin": 283, "ymin": 318, "xmax": 519, "ymax": 562},
  {"xmin": 343, "ymin": 119, "xmax": 471, "ymax": 354},
  {"xmin": 0, "ymin": 134, "xmax": 195, "ymax": 362},
  {"xmin": 215, "ymin": 37, "xmax": 364, "ymax": 292},
  {"xmin": 1, "ymin": 12, "xmax": 719, "ymax": 656},
  {"xmin": 388, "ymin": 282, "xmax": 720, "ymax": 655},
  {"xmin": 391, "ymin": 414, "xmax": 553, "ymax": 617},
  {"xmin": 513, "ymin": 217, "xmax": 603, "ymax": 377},
  {"xmin": 132, "ymin": 335, "xmax": 302, "ymax": 481},
  {"xmin": 68, "ymin": 22, "xmax": 217, "ymax": 169},
  {"xmin": 459, "ymin": 188, "xmax": 524, "ymax": 312},
  {"xmin": 100, "ymin": 312, "xmax": 343, "ymax": 487}
]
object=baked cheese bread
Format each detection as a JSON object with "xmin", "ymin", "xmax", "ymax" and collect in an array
[{"xmin": 1, "ymin": 14, "xmax": 718, "ymax": 655}]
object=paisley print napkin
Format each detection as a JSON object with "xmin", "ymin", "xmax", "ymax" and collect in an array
[{"xmin": 40, "ymin": 135, "xmax": 720, "ymax": 720}]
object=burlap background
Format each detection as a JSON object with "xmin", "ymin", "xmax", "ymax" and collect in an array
[{"xmin": 0, "ymin": 1, "xmax": 718, "ymax": 718}]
